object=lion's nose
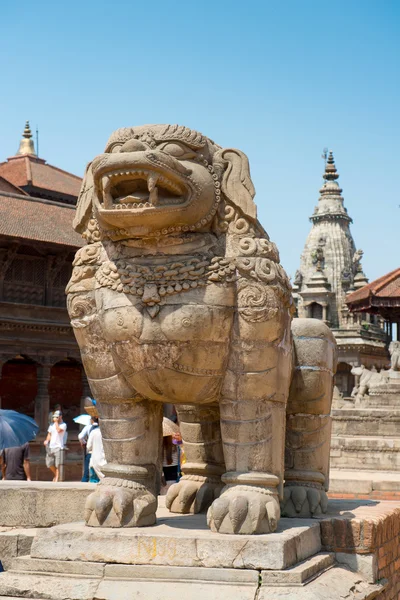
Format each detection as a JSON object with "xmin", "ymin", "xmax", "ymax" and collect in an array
[{"xmin": 120, "ymin": 139, "xmax": 148, "ymax": 153}]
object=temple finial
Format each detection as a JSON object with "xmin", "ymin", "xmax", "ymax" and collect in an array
[
  {"xmin": 323, "ymin": 150, "xmax": 339, "ymax": 181},
  {"xmin": 16, "ymin": 120, "xmax": 36, "ymax": 156}
]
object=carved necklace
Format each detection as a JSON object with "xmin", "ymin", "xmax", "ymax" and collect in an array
[{"xmin": 95, "ymin": 255, "xmax": 236, "ymax": 316}]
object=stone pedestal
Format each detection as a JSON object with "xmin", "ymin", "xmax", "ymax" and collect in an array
[
  {"xmin": 0, "ymin": 481, "xmax": 95, "ymax": 528},
  {"xmin": 1, "ymin": 499, "xmax": 398, "ymax": 599}
]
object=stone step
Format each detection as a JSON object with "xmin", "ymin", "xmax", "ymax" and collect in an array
[
  {"xmin": 10, "ymin": 552, "xmax": 334, "ymax": 585},
  {"xmin": 259, "ymin": 565, "xmax": 384, "ymax": 599},
  {"xmin": 331, "ymin": 435, "xmax": 400, "ymax": 470},
  {"xmin": 357, "ymin": 396, "xmax": 400, "ymax": 408},
  {"xmin": 329, "ymin": 468, "xmax": 400, "ymax": 495},
  {"xmin": 332, "ymin": 408, "xmax": 400, "ymax": 436},
  {"xmin": 0, "ymin": 555, "xmax": 383, "ymax": 600}
]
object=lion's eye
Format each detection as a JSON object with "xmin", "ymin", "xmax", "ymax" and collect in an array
[
  {"xmin": 110, "ymin": 144, "xmax": 122, "ymax": 153},
  {"xmin": 159, "ymin": 142, "xmax": 197, "ymax": 160}
]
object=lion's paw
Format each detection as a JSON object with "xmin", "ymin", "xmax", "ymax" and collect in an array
[
  {"xmin": 85, "ymin": 478, "xmax": 157, "ymax": 527},
  {"xmin": 281, "ymin": 485, "xmax": 328, "ymax": 518},
  {"xmin": 207, "ymin": 485, "xmax": 280, "ymax": 534},
  {"xmin": 166, "ymin": 475, "xmax": 223, "ymax": 514}
]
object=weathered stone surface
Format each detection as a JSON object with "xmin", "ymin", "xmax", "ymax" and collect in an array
[
  {"xmin": 259, "ymin": 565, "xmax": 384, "ymax": 599},
  {"xmin": 0, "ymin": 481, "xmax": 95, "ymax": 527},
  {"xmin": 0, "ymin": 530, "xmax": 36, "ymax": 571},
  {"xmin": 30, "ymin": 509, "xmax": 321, "ymax": 571},
  {"xmin": 260, "ymin": 552, "xmax": 334, "ymax": 585},
  {"xmin": 11, "ymin": 556, "xmax": 106, "ymax": 577},
  {"xmin": 0, "ymin": 572, "xmax": 100, "ymax": 600},
  {"xmin": 336, "ymin": 552, "xmax": 377, "ymax": 585},
  {"xmin": 66, "ymin": 123, "xmax": 336, "ymax": 533}
]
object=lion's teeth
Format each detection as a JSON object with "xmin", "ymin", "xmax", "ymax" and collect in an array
[
  {"xmin": 149, "ymin": 187, "xmax": 159, "ymax": 206},
  {"xmin": 147, "ymin": 173, "xmax": 159, "ymax": 192}
]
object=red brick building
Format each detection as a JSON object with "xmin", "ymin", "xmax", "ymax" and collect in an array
[{"xmin": 0, "ymin": 122, "xmax": 85, "ymax": 479}]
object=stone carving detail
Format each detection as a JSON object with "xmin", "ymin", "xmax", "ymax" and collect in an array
[
  {"xmin": 67, "ymin": 124, "xmax": 336, "ymax": 534},
  {"xmin": 351, "ymin": 365, "xmax": 388, "ymax": 401},
  {"xmin": 311, "ymin": 245, "xmax": 325, "ymax": 271},
  {"xmin": 352, "ymin": 249, "xmax": 364, "ymax": 274},
  {"xmin": 389, "ymin": 341, "xmax": 400, "ymax": 372}
]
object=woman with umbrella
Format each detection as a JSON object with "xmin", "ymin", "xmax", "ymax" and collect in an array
[{"xmin": 0, "ymin": 409, "xmax": 38, "ymax": 481}]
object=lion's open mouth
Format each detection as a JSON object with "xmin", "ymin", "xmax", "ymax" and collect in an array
[{"xmin": 100, "ymin": 169, "xmax": 188, "ymax": 210}]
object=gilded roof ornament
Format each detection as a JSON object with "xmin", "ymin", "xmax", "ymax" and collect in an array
[{"xmin": 16, "ymin": 121, "xmax": 36, "ymax": 156}]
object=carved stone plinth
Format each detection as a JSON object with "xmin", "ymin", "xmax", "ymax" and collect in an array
[{"xmin": 0, "ymin": 500, "xmax": 395, "ymax": 599}]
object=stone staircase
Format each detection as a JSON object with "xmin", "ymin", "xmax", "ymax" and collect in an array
[
  {"xmin": 331, "ymin": 390, "xmax": 400, "ymax": 470},
  {"xmin": 0, "ymin": 551, "xmax": 383, "ymax": 600}
]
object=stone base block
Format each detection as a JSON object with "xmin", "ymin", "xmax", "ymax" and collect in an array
[
  {"xmin": 0, "ymin": 530, "xmax": 37, "ymax": 571},
  {"xmin": 29, "ymin": 507, "xmax": 321, "ymax": 571},
  {"xmin": 0, "ymin": 482, "xmax": 95, "ymax": 528}
]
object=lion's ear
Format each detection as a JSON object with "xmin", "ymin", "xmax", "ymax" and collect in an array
[
  {"xmin": 214, "ymin": 148, "xmax": 256, "ymax": 221},
  {"xmin": 73, "ymin": 162, "xmax": 94, "ymax": 234}
]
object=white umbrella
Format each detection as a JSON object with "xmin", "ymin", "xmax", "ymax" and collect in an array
[{"xmin": 73, "ymin": 414, "xmax": 92, "ymax": 427}]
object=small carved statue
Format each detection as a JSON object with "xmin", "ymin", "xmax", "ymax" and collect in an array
[
  {"xmin": 389, "ymin": 341, "xmax": 400, "ymax": 371},
  {"xmin": 293, "ymin": 270, "xmax": 302, "ymax": 287},
  {"xmin": 351, "ymin": 364, "xmax": 387, "ymax": 402},
  {"xmin": 67, "ymin": 124, "xmax": 337, "ymax": 534},
  {"xmin": 352, "ymin": 249, "xmax": 364, "ymax": 274},
  {"xmin": 311, "ymin": 246, "xmax": 324, "ymax": 271}
]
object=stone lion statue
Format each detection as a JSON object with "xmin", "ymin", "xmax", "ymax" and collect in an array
[
  {"xmin": 351, "ymin": 364, "xmax": 388, "ymax": 402},
  {"xmin": 67, "ymin": 124, "xmax": 337, "ymax": 534}
]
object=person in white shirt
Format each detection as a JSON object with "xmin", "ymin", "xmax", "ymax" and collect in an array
[
  {"xmin": 78, "ymin": 419, "xmax": 94, "ymax": 482},
  {"xmin": 44, "ymin": 410, "xmax": 67, "ymax": 482},
  {"xmin": 86, "ymin": 418, "xmax": 106, "ymax": 482}
]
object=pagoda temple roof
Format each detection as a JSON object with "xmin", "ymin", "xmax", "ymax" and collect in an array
[
  {"xmin": 346, "ymin": 268, "xmax": 400, "ymax": 313},
  {"xmin": 0, "ymin": 155, "xmax": 81, "ymax": 203},
  {"xmin": 0, "ymin": 191, "xmax": 83, "ymax": 248},
  {"xmin": 0, "ymin": 175, "xmax": 29, "ymax": 196}
]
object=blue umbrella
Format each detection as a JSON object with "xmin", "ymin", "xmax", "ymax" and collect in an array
[{"xmin": 0, "ymin": 409, "xmax": 39, "ymax": 450}]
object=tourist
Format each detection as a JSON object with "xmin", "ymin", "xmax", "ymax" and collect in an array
[
  {"xmin": 1, "ymin": 442, "xmax": 31, "ymax": 481},
  {"xmin": 86, "ymin": 418, "xmax": 106, "ymax": 482},
  {"xmin": 48, "ymin": 403, "xmax": 62, "ymax": 427},
  {"xmin": 162, "ymin": 432, "xmax": 182, "ymax": 493},
  {"xmin": 44, "ymin": 410, "xmax": 67, "ymax": 482},
  {"xmin": 78, "ymin": 417, "xmax": 95, "ymax": 482}
]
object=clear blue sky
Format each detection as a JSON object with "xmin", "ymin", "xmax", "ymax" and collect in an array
[{"xmin": 1, "ymin": 0, "xmax": 399, "ymax": 280}]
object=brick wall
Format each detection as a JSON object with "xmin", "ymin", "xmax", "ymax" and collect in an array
[{"xmin": 321, "ymin": 502, "xmax": 400, "ymax": 599}]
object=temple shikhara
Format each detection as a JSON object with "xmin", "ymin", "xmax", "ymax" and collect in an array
[
  {"xmin": 292, "ymin": 151, "xmax": 389, "ymax": 396},
  {"xmin": 0, "ymin": 122, "xmax": 84, "ymax": 478}
]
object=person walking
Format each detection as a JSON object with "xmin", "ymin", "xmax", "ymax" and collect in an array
[
  {"xmin": 44, "ymin": 410, "xmax": 67, "ymax": 482},
  {"xmin": 1, "ymin": 442, "xmax": 31, "ymax": 481},
  {"xmin": 78, "ymin": 417, "xmax": 96, "ymax": 482},
  {"xmin": 86, "ymin": 418, "xmax": 106, "ymax": 482}
]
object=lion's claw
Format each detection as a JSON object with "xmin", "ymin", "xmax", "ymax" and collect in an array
[
  {"xmin": 207, "ymin": 486, "xmax": 280, "ymax": 534},
  {"xmin": 281, "ymin": 485, "xmax": 328, "ymax": 518},
  {"xmin": 166, "ymin": 476, "xmax": 222, "ymax": 514},
  {"xmin": 85, "ymin": 480, "xmax": 157, "ymax": 527}
]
